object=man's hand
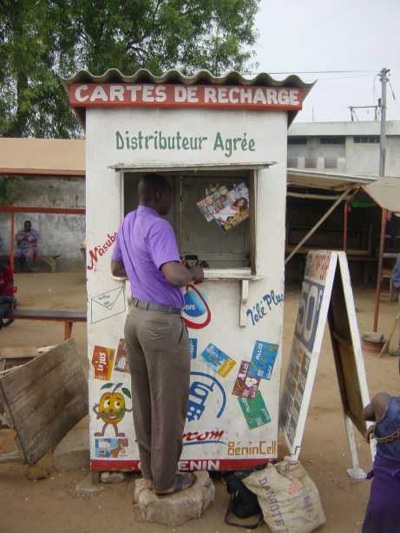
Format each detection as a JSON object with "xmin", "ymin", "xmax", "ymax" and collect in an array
[
  {"xmin": 365, "ymin": 425, "xmax": 375, "ymax": 443},
  {"xmin": 162, "ymin": 261, "xmax": 204, "ymax": 287},
  {"xmin": 189, "ymin": 265, "xmax": 204, "ymax": 284}
]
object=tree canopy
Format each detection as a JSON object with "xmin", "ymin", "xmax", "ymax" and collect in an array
[{"xmin": 0, "ymin": 0, "xmax": 260, "ymax": 139}]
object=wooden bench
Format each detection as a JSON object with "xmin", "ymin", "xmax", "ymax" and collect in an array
[
  {"xmin": 13, "ymin": 254, "xmax": 61, "ymax": 273},
  {"xmin": 4, "ymin": 309, "xmax": 86, "ymax": 340}
]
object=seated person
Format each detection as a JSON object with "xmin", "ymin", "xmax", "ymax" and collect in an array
[
  {"xmin": 0, "ymin": 262, "xmax": 16, "ymax": 328},
  {"xmin": 15, "ymin": 220, "xmax": 40, "ymax": 272}
]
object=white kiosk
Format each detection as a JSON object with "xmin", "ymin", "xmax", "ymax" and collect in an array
[{"xmin": 64, "ymin": 70, "xmax": 311, "ymax": 472}]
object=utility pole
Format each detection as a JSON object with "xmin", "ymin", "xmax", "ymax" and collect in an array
[{"xmin": 378, "ymin": 67, "xmax": 390, "ymax": 177}]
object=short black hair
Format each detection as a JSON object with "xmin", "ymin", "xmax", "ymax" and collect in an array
[{"xmin": 138, "ymin": 173, "xmax": 171, "ymax": 203}]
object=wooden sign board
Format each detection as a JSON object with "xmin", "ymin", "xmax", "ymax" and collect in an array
[
  {"xmin": 280, "ymin": 251, "xmax": 371, "ymax": 471},
  {"xmin": 0, "ymin": 338, "xmax": 88, "ymax": 465}
]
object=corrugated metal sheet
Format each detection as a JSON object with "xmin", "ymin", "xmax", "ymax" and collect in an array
[
  {"xmin": 363, "ymin": 176, "xmax": 400, "ymax": 213},
  {"xmin": 61, "ymin": 68, "xmax": 313, "ymax": 125},
  {"xmin": 287, "ymin": 168, "xmax": 375, "ymax": 191}
]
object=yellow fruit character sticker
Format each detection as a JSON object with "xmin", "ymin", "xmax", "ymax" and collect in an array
[{"xmin": 93, "ymin": 382, "xmax": 132, "ymax": 437}]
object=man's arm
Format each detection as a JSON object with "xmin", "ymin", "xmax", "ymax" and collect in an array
[
  {"xmin": 161, "ymin": 262, "xmax": 204, "ymax": 287},
  {"xmin": 362, "ymin": 392, "xmax": 391, "ymax": 422},
  {"xmin": 111, "ymin": 226, "xmax": 126, "ymax": 278},
  {"xmin": 111, "ymin": 260, "xmax": 127, "ymax": 279},
  {"xmin": 15, "ymin": 231, "xmax": 24, "ymax": 245},
  {"xmin": 362, "ymin": 392, "xmax": 391, "ymax": 442}
]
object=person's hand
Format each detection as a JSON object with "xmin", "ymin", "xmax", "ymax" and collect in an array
[
  {"xmin": 190, "ymin": 265, "xmax": 204, "ymax": 284},
  {"xmin": 365, "ymin": 425, "xmax": 375, "ymax": 443}
]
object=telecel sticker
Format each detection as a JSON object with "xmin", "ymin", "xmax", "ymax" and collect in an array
[{"xmin": 182, "ymin": 285, "xmax": 211, "ymax": 329}]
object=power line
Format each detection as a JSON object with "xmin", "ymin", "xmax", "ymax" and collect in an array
[
  {"xmin": 316, "ymin": 74, "xmax": 375, "ymax": 82},
  {"xmin": 266, "ymin": 70, "xmax": 377, "ymax": 75}
]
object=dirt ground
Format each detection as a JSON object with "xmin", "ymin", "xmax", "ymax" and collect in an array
[{"xmin": 0, "ymin": 271, "xmax": 399, "ymax": 533}]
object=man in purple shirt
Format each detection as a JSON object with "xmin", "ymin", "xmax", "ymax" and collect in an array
[{"xmin": 111, "ymin": 173, "xmax": 204, "ymax": 496}]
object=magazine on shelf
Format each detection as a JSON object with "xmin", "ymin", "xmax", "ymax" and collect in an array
[
  {"xmin": 196, "ymin": 185, "xmax": 230, "ymax": 222},
  {"xmin": 196, "ymin": 182, "xmax": 250, "ymax": 232}
]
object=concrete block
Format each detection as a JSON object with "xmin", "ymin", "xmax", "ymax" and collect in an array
[
  {"xmin": 134, "ymin": 471, "xmax": 215, "ymax": 527},
  {"xmin": 53, "ymin": 424, "xmax": 89, "ymax": 472}
]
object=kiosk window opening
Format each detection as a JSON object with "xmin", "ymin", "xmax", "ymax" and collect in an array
[{"xmin": 122, "ymin": 169, "xmax": 255, "ymax": 272}]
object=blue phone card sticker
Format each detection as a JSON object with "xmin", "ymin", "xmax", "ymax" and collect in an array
[
  {"xmin": 200, "ymin": 343, "xmax": 236, "ymax": 377},
  {"xmin": 248, "ymin": 341, "xmax": 279, "ymax": 380}
]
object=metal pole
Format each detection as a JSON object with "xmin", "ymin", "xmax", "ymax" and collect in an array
[
  {"xmin": 10, "ymin": 212, "xmax": 15, "ymax": 272},
  {"xmin": 379, "ymin": 68, "xmax": 390, "ymax": 177},
  {"xmin": 343, "ymin": 201, "xmax": 348, "ymax": 251},
  {"xmin": 373, "ymin": 209, "xmax": 388, "ymax": 332}
]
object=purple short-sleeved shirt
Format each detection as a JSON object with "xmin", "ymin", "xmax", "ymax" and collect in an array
[{"xmin": 112, "ymin": 206, "xmax": 184, "ymax": 309}]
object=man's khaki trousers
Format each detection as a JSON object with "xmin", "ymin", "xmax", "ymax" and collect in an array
[{"xmin": 124, "ymin": 305, "xmax": 190, "ymax": 492}]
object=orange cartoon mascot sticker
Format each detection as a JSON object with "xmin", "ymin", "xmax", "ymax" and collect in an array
[{"xmin": 93, "ymin": 382, "xmax": 132, "ymax": 437}]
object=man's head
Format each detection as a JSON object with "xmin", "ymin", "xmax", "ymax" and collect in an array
[
  {"xmin": 138, "ymin": 173, "xmax": 172, "ymax": 216},
  {"xmin": 24, "ymin": 221, "xmax": 32, "ymax": 232}
]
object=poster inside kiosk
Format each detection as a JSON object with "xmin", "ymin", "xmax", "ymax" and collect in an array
[{"xmin": 280, "ymin": 250, "xmax": 372, "ymax": 478}]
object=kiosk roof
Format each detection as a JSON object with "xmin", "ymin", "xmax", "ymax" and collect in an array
[{"xmin": 61, "ymin": 68, "xmax": 313, "ymax": 126}]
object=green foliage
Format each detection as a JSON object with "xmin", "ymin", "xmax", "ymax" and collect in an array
[
  {"xmin": 0, "ymin": 179, "xmax": 8, "ymax": 205},
  {"xmin": 0, "ymin": 177, "xmax": 25, "ymax": 205},
  {"xmin": 0, "ymin": 0, "xmax": 260, "ymax": 139}
]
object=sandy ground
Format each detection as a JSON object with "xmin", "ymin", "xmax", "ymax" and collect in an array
[{"xmin": 0, "ymin": 272, "xmax": 399, "ymax": 533}]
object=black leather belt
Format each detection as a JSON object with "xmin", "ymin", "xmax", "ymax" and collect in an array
[{"xmin": 133, "ymin": 298, "xmax": 181, "ymax": 315}]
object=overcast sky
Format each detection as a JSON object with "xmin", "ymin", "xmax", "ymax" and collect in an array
[{"xmin": 253, "ymin": 0, "xmax": 400, "ymax": 123}]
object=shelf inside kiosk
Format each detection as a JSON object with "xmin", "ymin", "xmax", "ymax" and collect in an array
[{"xmin": 123, "ymin": 169, "xmax": 255, "ymax": 275}]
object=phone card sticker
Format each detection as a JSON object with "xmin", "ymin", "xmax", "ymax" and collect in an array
[
  {"xmin": 200, "ymin": 343, "xmax": 236, "ymax": 377},
  {"xmin": 238, "ymin": 391, "xmax": 271, "ymax": 429},
  {"xmin": 248, "ymin": 341, "xmax": 279, "ymax": 380},
  {"xmin": 232, "ymin": 361, "xmax": 260, "ymax": 399}
]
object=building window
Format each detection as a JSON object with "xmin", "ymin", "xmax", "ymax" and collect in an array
[
  {"xmin": 305, "ymin": 157, "xmax": 317, "ymax": 169},
  {"xmin": 288, "ymin": 137, "xmax": 308, "ymax": 145},
  {"xmin": 319, "ymin": 136, "xmax": 345, "ymax": 145},
  {"xmin": 324, "ymin": 157, "xmax": 337, "ymax": 169},
  {"xmin": 354, "ymin": 136, "xmax": 380, "ymax": 144},
  {"xmin": 287, "ymin": 157, "xmax": 298, "ymax": 168}
]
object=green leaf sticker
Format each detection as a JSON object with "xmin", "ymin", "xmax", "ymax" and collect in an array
[{"xmin": 122, "ymin": 387, "xmax": 132, "ymax": 399}]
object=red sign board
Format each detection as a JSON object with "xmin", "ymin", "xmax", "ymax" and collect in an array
[{"xmin": 69, "ymin": 83, "xmax": 305, "ymax": 111}]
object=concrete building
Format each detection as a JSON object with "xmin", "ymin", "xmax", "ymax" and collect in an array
[
  {"xmin": 287, "ymin": 120, "xmax": 400, "ymax": 177},
  {"xmin": 286, "ymin": 120, "xmax": 400, "ymax": 284},
  {"xmin": 0, "ymin": 138, "xmax": 85, "ymax": 271}
]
